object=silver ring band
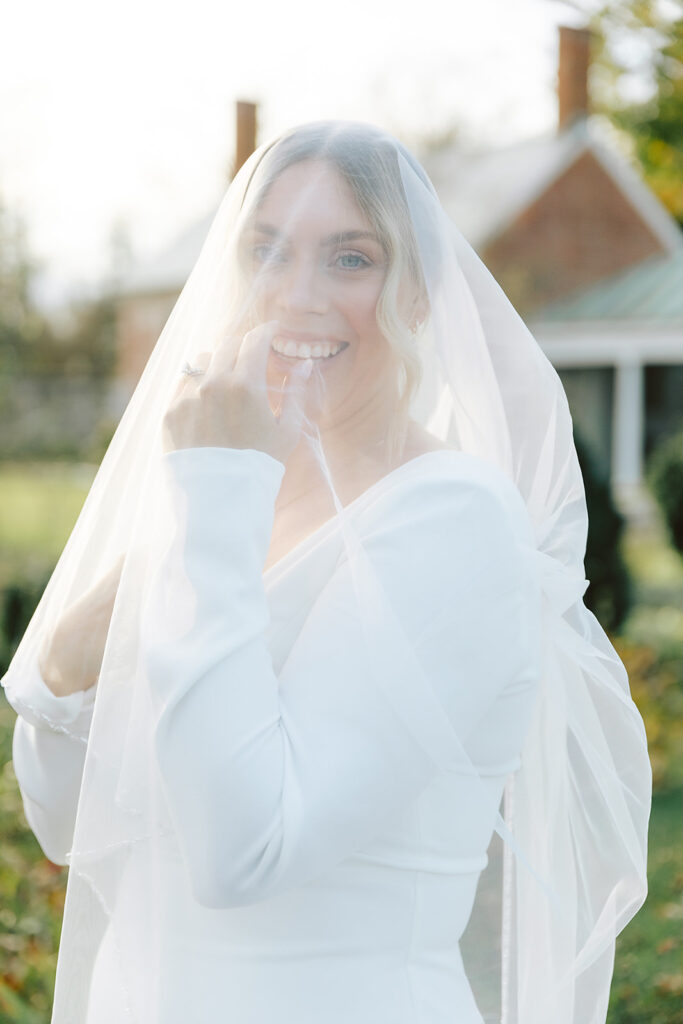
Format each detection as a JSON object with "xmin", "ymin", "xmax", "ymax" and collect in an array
[{"xmin": 180, "ymin": 361, "xmax": 205, "ymax": 377}]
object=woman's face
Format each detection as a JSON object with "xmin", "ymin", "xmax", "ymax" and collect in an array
[{"xmin": 240, "ymin": 159, "xmax": 398, "ymax": 430}]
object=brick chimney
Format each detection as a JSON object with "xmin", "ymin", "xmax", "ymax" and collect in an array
[
  {"xmin": 234, "ymin": 100, "xmax": 257, "ymax": 178},
  {"xmin": 558, "ymin": 25, "xmax": 591, "ymax": 132}
]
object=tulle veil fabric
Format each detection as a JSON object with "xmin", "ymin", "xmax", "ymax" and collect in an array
[{"xmin": 1, "ymin": 120, "xmax": 650, "ymax": 1023}]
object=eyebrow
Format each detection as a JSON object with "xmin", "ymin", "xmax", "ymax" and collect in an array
[{"xmin": 253, "ymin": 223, "xmax": 381, "ymax": 246}]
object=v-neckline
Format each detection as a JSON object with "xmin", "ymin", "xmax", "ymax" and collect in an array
[{"xmin": 262, "ymin": 448, "xmax": 466, "ymax": 587}]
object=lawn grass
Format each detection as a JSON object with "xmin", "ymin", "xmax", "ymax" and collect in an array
[
  {"xmin": 608, "ymin": 787, "xmax": 683, "ymax": 1023},
  {"xmin": 607, "ymin": 509, "xmax": 683, "ymax": 1022},
  {"xmin": 0, "ymin": 462, "xmax": 96, "ymax": 585}
]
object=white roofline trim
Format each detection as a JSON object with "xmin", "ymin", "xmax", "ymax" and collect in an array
[
  {"xmin": 532, "ymin": 322, "xmax": 683, "ymax": 366},
  {"xmin": 585, "ymin": 125, "xmax": 683, "ymax": 254}
]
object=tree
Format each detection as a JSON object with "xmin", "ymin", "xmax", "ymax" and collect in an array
[
  {"xmin": 0, "ymin": 196, "xmax": 117, "ymax": 382},
  {"xmin": 560, "ymin": 0, "xmax": 683, "ymax": 226},
  {"xmin": 0, "ymin": 200, "xmax": 56, "ymax": 376}
]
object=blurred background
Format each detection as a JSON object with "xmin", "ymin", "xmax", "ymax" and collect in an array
[{"xmin": 1, "ymin": 0, "xmax": 682, "ymax": 1020}]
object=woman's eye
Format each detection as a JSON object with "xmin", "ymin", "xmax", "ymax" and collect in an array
[
  {"xmin": 335, "ymin": 251, "xmax": 371, "ymax": 270},
  {"xmin": 253, "ymin": 244, "xmax": 286, "ymax": 264}
]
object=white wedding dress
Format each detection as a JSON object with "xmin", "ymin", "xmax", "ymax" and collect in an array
[{"xmin": 10, "ymin": 447, "xmax": 542, "ymax": 1024}]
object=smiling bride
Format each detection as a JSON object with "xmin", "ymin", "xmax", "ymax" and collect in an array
[{"xmin": 3, "ymin": 120, "xmax": 650, "ymax": 1024}]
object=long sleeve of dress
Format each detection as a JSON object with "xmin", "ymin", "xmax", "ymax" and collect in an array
[
  {"xmin": 10, "ymin": 665, "xmax": 96, "ymax": 865},
  {"xmin": 142, "ymin": 446, "xmax": 541, "ymax": 911}
]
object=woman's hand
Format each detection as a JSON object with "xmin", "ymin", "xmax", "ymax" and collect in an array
[
  {"xmin": 161, "ymin": 320, "xmax": 313, "ymax": 464},
  {"xmin": 38, "ymin": 554, "xmax": 124, "ymax": 698}
]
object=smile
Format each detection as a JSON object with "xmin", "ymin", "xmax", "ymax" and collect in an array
[{"xmin": 270, "ymin": 338, "xmax": 349, "ymax": 360}]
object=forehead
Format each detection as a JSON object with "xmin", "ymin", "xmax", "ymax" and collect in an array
[{"xmin": 251, "ymin": 159, "xmax": 372, "ymax": 238}]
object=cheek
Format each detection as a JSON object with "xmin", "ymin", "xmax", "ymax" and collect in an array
[
  {"xmin": 343, "ymin": 283, "xmax": 385, "ymax": 345},
  {"xmin": 244, "ymin": 277, "xmax": 271, "ymax": 321}
]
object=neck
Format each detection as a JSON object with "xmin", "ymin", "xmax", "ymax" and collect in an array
[{"xmin": 276, "ymin": 382, "xmax": 408, "ymax": 511}]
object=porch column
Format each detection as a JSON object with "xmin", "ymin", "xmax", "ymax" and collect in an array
[{"xmin": 611, "ymin": 357, "xmax": 644, "ymax": 499}]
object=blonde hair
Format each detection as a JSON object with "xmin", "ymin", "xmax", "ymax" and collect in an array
[{"xmin": 238, "ymin": 122, "xmax": 434, "ymax": 464}]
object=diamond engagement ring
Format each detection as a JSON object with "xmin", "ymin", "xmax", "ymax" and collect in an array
[{"xmin": 180, "ymin": 361, "xmax": 205, "ymax": 377}]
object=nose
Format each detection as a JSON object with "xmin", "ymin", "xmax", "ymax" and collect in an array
[{"xmin": 275, "ymin": 257, "xmax": 329, "ymax": 317}]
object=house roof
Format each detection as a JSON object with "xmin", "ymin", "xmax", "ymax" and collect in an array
[
  {"xmin": 421, "ymin": 115, "xmax": 683, "ymax": 253},
  {"xmin": 116, "ymin": 209, "xmax": 216, "ymax": 296},
  {"xmin": 533, "ymin": 244, "xmax": 683, "ymax": 322},
  {"xmin": 117, "ymin": 115, "xmax": 682, "ymax": 298}
]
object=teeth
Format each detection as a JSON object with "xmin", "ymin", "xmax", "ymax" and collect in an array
[{"xmin": 271, "ymin": 338, "xmax": 344, "ymax": 359}]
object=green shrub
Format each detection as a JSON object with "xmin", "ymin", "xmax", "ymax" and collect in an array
[
  {"xmin": 0, "ymin": 574, "xmax": 52, "ymax": 678},
  {"xmin": 647, "ymin": 427, "xmax": 683, "ymax": 556},
  {"xmin": 574, "ymin": 430, "xmax": 633, "ymax": 633}
]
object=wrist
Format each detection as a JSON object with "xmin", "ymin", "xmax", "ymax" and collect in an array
[{"xmin": 38, "ymin": 644, "xmax": 97, "ymax": 698}]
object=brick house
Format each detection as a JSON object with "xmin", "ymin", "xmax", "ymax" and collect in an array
[{"xmin": 422, "ymin": 25, "xmax": 683, "ymax": 511}]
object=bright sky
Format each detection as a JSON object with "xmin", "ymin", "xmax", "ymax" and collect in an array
[{"xmin": 0, "ymin": 0, "xmax": 648, "ymax": 308}]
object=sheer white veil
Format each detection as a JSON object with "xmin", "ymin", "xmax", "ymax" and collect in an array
[{"xmin": 2, "ymin": 119, "xmax": 650, "ymax": 1023}]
